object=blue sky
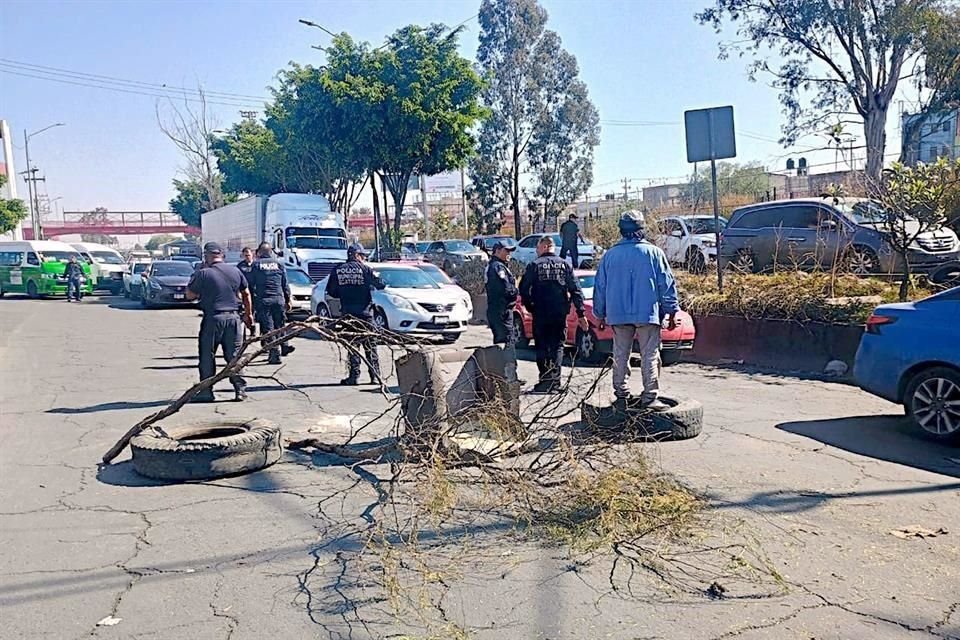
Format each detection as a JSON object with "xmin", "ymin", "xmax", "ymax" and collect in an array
[{"xmin": 1, "ymin": 0, "xmax": 889, "ymax": 214}]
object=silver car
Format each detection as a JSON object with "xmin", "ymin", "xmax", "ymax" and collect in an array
[{"xmin": 422, "ymin": 240, "xmax": 488, "ymax": 273}]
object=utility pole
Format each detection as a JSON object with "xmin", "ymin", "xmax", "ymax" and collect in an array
[
  {"xmin": 460, "ymin": 166, "xmax": 468, "ymax": 237},
  {"xmin": 621, "ymin": 177, "xmax": 630, "ymax": 202},
  {"xmin": 22, "ymin": 123, "xmax": 65, "ymax": 240}
]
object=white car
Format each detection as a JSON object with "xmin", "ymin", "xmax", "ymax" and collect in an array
[
  {"xmin": 514, "ymin": 232, "xmax": 598, "ymax": 268},
  {"xmin": 658, "ymin": 215, "xmax": 727, "ymax": 273},
  {"xmin": 123, "ymin": 261, "xmax": 150, "ymax": 299},
  {"xmin": 310, "ymin": 263, "xmax": 472, "ymax": 342},
  {"xmin": 285, "ymin": 267, "xmax": 314, "ymax": 317}
]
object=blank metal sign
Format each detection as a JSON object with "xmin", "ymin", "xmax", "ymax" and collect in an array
[{"xmin": 684, "ymin": 106, "xmax": 736, "ymax": 163}]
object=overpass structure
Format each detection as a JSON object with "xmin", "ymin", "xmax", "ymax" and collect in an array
[{"xmin": 23, "ymin": 211, "xmax": 200, "ymax": 240}]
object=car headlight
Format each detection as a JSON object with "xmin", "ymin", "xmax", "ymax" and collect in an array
[
  {"xmin": 701, "ymin": 239, "xmax": 716, "ymax": 248},
  {"xmin": 386, "ymin": 294, "xmax": 416, "ymax": 311},
  {"xmin": 149, "ymin": 280, "xmax": 162, "ymax": 290},
  {"xmin": 41, "ymin": 273, "xmax": 54, "ymax": 279}
]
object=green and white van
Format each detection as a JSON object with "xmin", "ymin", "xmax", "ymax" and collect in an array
[
  {"xmin": 0, "ymin": 240, "xmax": 94, "ymax": 298},
  {"xmin": 71, "ymin": 242, "xmax": 128, "ymax": 294}
]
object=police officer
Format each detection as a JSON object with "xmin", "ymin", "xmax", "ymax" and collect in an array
[
  {"xmin": 519, "ymin": 236, "xmax": 587, "ymax": 393},
  {"xmin": 236, "ymin": 247, "xmax": 257, "ymax": 334},
  {"xmin": 559, "ymin": 214, "xmax": 580, "ymax": 268},
  {"xmin": 485, "ymin": 240, "xmax": 519, "ymax": 384},
  {"xmin": 64, "ymin": 254, "xmax": 85, "ymax": 302},
  {"xmin": 326, "ymin": 243, "xmax": 385, "ymax": 386},
  {"xmin": 250, "ymin": 242, "xmax": 294, "ymax": 365},
  {"xmin": 186, "ymin": 242, "xmax": 254, "ymax": 402}
]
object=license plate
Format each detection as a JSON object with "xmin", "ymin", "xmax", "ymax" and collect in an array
[
  {"xmin": 433, "ymin": 315, "xmax": 449, "ymax": 324},
  {"xmin": 173, "ymin": 293, "xmax": 185, "ymax": 300}
]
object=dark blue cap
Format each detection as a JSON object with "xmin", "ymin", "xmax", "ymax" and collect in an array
[{"xmin": 347, "ymin": 243, "xmax": 368, "ymax": 256}]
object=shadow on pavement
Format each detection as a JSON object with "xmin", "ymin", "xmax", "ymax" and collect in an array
[
  {"xmin": 95, "ymin": 460, "xmax": 175, "ymax": 487},
  {"xmin": 142, "ymin": 364, "xmax": 196, "ymax": 370},
  {"xmin": 710, "ymin": 482, "xmax": 960, "ymax": 515},
  {"xmin": 557, "ymin": 419, "xmax": 676, "ymax": 445},
  {"xmin": 153, "ymin": 355, "xmax": 197, "ymax": 361},
  {"xmin": 777, "ymin": 414, "xmax": 960, "ymax": 479},
  {"xmin": 47, "ymin": 399, "xmax": 173, "ymax": 414}
]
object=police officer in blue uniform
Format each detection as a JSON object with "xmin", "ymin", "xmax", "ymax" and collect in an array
[
  {"xmin": 186, "ymin": 242, "xmax": 254, "ymax": 402},
  {"xmin": 485, "ymin": 240, "xmax": 520, "ymax": 383},
  {"xmin": 519, "ymin": 235, "xmax": 587, "ymax": 393},
  {"xmin": 250, "ymin": 242, "xmax": 294, "ymax": 365},
  {"xmin": 326, "ymin": 243, "xmax": 385, "ymax": 386}
]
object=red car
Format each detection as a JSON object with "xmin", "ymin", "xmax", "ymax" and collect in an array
[{"xmin": 514, "ymin": 270, "xmax": 695, "ymax": 364}]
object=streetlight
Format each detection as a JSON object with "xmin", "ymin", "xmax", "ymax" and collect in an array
[{"xmin": 23, "ymin": 122, "xmax": 66, "ymax": 239}]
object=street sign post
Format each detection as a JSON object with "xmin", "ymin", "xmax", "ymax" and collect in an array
[{"xmin": 684, "ymin": 106, "xmax": 736, "ymax": 292}]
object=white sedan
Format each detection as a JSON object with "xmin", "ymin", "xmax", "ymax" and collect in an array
[
  {"xmin": 285, "ymin": 267, "xmax": 314, "ymax": 317},
  {"xmin": 310, "ymin": 263, "xmax": 472, "ymax": 342}
]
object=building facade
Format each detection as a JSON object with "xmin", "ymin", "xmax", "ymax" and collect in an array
[{"xmin": 901, "ymin": 109, "xmax": 960, "ymax": 166}]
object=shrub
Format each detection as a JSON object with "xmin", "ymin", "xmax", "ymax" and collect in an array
[{"xmin": 449, "ymin": 258, "xmax": 524, "ymax": 298}]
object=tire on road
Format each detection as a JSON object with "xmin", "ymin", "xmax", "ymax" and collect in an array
[
  {"xmin": 130, "ymin": 419, "xmax": 282, "ymax": 481},
  {"xmin": 581, "ymin": 395, "xmax": 703, "ymax": 441}
]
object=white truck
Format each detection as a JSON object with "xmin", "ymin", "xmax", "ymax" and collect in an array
[{"xmin": 201, "ymin": 193, "xmax": 348, "ymax": 281}]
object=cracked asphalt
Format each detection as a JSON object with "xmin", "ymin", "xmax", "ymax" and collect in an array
[{"xmin": 1, "ymin": 295, "xmax": 958, "ymax": 640}]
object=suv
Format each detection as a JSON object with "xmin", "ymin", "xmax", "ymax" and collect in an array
[
  {"xmin": 471, "ymin": 235, "xmax": 517, "ymax": 253},
  {"xmin": 514, "ymin": 233, "xmax": 598, "ymax": 268},
  {"xmin": 658, "ymin": 215, "xmax": 726, "ymax": 273},
  {"xmin": 719, "ymin": 198, "xmax": 960, "ymax": 275},
  {"xmin": 422, "ymin": 240, "xmax": 488, "ymax": 273}
]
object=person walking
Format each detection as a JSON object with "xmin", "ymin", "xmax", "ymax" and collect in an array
[
  {"xmin": 236, "ymin": 247, "xmax": 257, "ymax": 335},
  {"xmin": 519, "ymin": 236, "xmax": 587, "ymax": 393},
  {"xmin": 326, "ymin": 243, "xmax": 386, "ymax": 386},
  {"xmin": 250, "ymin": 242, "xmax": 294, "ymax": 365},
  {"xmin": 485, "ymin": 240, "xmax": 520, "ymax": 384},
  {"xmin": 593, "ymin": 211, "xmax": 679, "ymax": 412},
  {"xmin": 559, "ymin": 214, "xmax": 581, "ymax": 268},
  {"xmin": 186, "ymin": 242, "xmax": 254, "ymax": 403},
  {"xmin": 64, "ymin": 254, "xmax": 85, "ymax": 302}
]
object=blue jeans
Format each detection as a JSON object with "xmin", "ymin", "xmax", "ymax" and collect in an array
[{"xmin": 67, "ymin": 278, "xmax": 83, "ymax": 301}]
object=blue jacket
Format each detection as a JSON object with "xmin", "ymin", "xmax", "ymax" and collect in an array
[{"xmin": 593, "ymin": 238, "xmax": 679, "ymax": 326}]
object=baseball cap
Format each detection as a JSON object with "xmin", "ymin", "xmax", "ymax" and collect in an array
[
  {"xmin": 491, "ymin": 240, "xmax": 516, "ymax": 252},
  {"xmin": 347, "ymin": 243, "xmax": 368, "ymax": 256},
  {"xmin": 203, "ymin": 242, "xmax": 225, "ymax": 255}
]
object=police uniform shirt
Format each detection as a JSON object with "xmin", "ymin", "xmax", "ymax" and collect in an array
[
  {"xmin": 327, "ymin": 259, "xmax": 384, "ymax": 315},
  {"xmin": 251, "ymin": 258, "xmax": 289, "ymax": 305},
  {"xmin": 236, "ymin": 260, "xmax": 254, "ymax": 283},
  {"xmin": 485, "ymin": 258, "xmax": 517, "ymax": 313},
  {"xmin": 520, "ymin": 254, "xmax": 585, "ymax": 318},
  {"xmin": 188, "ymin": 262, "xmax": 248, "ymax": 314}
]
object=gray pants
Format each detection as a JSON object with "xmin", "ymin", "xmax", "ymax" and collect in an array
[
  {"xmin": 198, "ymin": 312, "xmax": 246, "ymax": 391},
  {"xmin": 612, "ymin": 324, "xmax": 661, "ymax": 402}
]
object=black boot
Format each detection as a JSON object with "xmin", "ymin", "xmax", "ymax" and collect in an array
[
  {"xmin": 234, "ymin": 386, "xmax": 248, "ymax": 402},
  {"xmin": 190, "ymin": 391, "xmax": 215, "ymax": 403},
  {"xmin": 339, "ymin": 376, "xmax": 359, "ymax": 386},
  {"xmin": 281, "ymin": 344, "xmax": 295, "ymax": 356},
  {"xmin": 267, "ymin": 353, "xmax": 282, "ymax": 365}
]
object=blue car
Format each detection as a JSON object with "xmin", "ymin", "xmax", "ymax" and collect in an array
[{"xmin": 853, "ymin": 286, "xmax": 960, "ymax": 442}]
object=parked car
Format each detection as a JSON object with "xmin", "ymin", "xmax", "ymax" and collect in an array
[
  {"xmin": 139, "ymin": 260, "xmax": 196, "ymax": 308},
  {"xmin": 515, "ymin": 270, "xmax": 696, "ymax": 364},
  {"xmin": 409, "ymin": 262, "xmax": 473, "ymax": 307},
  {"xmin": 853, "ymin": 286, "xmax": 960, "ymax": 441},
  {"xmin": 123, "ymin": 261, "xmax": 150, "ymax": 299},
  {"xmin": 514, "ymin": 232, "xmax": 598, "ymax": 268},
  {"xmin": 471, "ymin": 235, "xmax": 517, "ymax": 254},
  {"xmin": 657, "ymin": 215, "xmax": 727, "ymax": 273},
  {"xmin": 370, "ymin": 245, "xmax": 422, "ymax": 262},
  {"xmin": 310, "ymin": 263, "xmax": 471, "ymax": 342},
  {"xmin": 285, "ymin": 267, "xmax": 314, "ymax": 317},
  {"xmin": 71, "ymin": 242, "xmax": 128, "ymax": 295},
  {"xmin": 719, "ymin": 197, "xmax": 960, "ymax": 275},
  {"xmin": 422, "ymin": 240, "xmax": 488, "ymax": 273}
]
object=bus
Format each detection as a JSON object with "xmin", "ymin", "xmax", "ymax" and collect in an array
[{"xmin": 0, "ymin": 240, "xmax": 94, "ymax": 298}]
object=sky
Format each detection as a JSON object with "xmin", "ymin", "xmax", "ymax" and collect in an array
[{"xmin": 0, "ymin": 0, "xmax": 910, "ymax": 219}]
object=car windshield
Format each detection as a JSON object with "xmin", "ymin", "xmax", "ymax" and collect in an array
[
  {"xmin": 684, "ymin": 218, "xmax": 727, "ymax": 235},
  {"xmin": 417, "ymin": 263, "xmax": 453, "ymax": 285},
  {"xmin": 286, "ymin": 269, "xmax": 312, "ymax": 286},
  {"xmin": 834, "ymin": 200, "xmax": 897, "ymax": 224},
  {"xmin": 577, "ymin": 275, "xmax": 595, "ymax": 289},
  {"xmin": 91, "ymin": 251, "xmax": 125, "ymax": 264},
  {"xmin": 286, "ymin": 227, "xmax": 347, "ymax": 250},
  {"xmin": 151, "ymin": 262, "xmax": 194, "ymax": 277},
  {"xmin": 40, "ymin": 251, "xmax": 82, "ymax": 262},
  {"xmin": 377, "ymin": 267, "xmax": 440, "ymax": 289},
  {"xmin": 483, "ymin": 236, "xmax": 515, "ymax": 249},
  {"xmin": 443, "ymin": 240, "xmax": 474, "ymax": 252},
  {"xmin": 132, "ymin": 263, "xmax": 149, "ymax": 274}
]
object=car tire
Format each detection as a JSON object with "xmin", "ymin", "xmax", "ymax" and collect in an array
[
  {"xmin": 27, "ymin": 280, "xmax": 39, "ymax": 299},
  {"xmin": 686, "ymin": 248, "xmax": 707, "ymax": 274},
  {"xmin": 729, "ymin": 249, "xmax": 758, "ymax": 274},
  {"xmin": 315, "ymin": 303, "xmax": 330, "ymax": 319},
  {"xmin": 903, "ymin": 367, "xmax": 960, "ymax": 442},
  {"xmin": 575, "ymin": 328, "xmax": 605, "ymax": 364},
  {"xmin": 514, "ymin": 313, "xmax": 530, "ymax": 350},
  {"xmin": 581, "ymin": 396, "xmax": 703, "ymax": 441},
  {"xmin": 660, "ymin": 350, "xmax": 683, "ymax": 366},
  {"xmin": 130, "ymin": 419, "xmax": 282, "ymax": 481},
  {"xmin": 843, "ymin": 245, "xmax": 880, "ymax": 276},
  {"xmin": 373, "ymin": 308, "xmax": 389, "ymax": 331}
]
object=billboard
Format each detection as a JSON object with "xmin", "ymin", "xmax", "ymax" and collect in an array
[{"xmin": 423, "ymin": 170, "xmax": 463, "ymax": 194}]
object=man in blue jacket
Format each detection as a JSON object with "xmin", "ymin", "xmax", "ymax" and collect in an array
[{"xmin": 593, "ymin": 211, "xmax": 679, "ymax": 411}]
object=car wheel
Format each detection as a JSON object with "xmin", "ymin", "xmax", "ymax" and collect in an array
[
  {"xmin": 686, "ymin": 248, "xmax": 707, "ymax": 274},
  {"xmin": 660, "ymin": 350, "xmax": 683, "ymax": 366},
  {"xmin": 844, "ymin": 245, "xmax": 880, "ymax": 276},
  {"xmin": 729, "ymin": 249, "xmax": 757, "ymax": 274},
  {"xmin": 373, "ymin": 308, "xmax": 389, "ymax": 331},
  {"xmin": 315, "ymin": 303, "xmax": 330, "ymax": 319},
  {"xmin": 514, "ymin": 313, "xmax": 530, "ymax": 349},
  {"xmin": 27, "ymin": 280, "xmax": 39, "ymax": 299},
  {"xmin": 904, "ymin": 367, "xmax": 960, "ymax": 442},
  {"xmin": 575, "ymin": 328, "xmax": 604, "ymax": 364}
]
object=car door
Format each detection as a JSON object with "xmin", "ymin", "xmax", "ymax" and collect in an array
[
  {"xmin": 660, "ymin": 219, "xmax": 685, "ymax": 263},
  {"xmin": 514, "ymin": 235, "xmax": 539, "ymax": 264},
  {"xmin": 774, "ymin": 204, "xmax": 822, "ymax": 268},
  {"xmin": 812, "ymin": 206, "xmax": 852, "ymax": 269}
]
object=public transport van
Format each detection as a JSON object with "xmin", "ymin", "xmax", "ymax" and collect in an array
[
  {"xmin": 0, "ymin": 240, "xmax": 94, "ymax": 298},
  {"xmin": 71, "ymin": 242, "xmax": 128, "ymax": 294}
]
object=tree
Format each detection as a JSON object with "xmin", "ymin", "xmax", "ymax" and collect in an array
[
  {"xmin": 0, "ymin": 174, "xmax": 28, "ymax": 235},
  {"xmin": 79, "ymin": 206, "xmax": 117, "ymax": 245},
  {"xmin": 145, "ymin": 234, "xmax": 179, "ymax": 251},
  {"xmin": 169, "ymin": 178, "xmax": 236, "ymax": 227},
  {"xmin": 681, "ymin": 161, "xmax": 771, "ymax": 210},
  {"xmin": 877, "ymin": 158, "xmax": 960, "ymax": 300},
  {"xmin": 211, "ymin": 120, "xmax": 286, "ymax": 196},
  {"xmin": 697, "ymin": 0, "xmax": 940, "ymax": 184}
]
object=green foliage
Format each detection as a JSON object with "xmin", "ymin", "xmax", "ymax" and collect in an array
[
  {"xmin": 145, "ymin": 234, "xmax": 179, "ymax": 251},
  {"xmin": 919, "ymin": 5, "xmax": 960, "ymax": 110},
  {"xmin": 449, "ymin": 256, "xmax": 524, "ymax": 297},
  {"xmin": 0, "ymin": 174, "xmax": 28, "ymax": 235},
  {"xmin": 211, "ymin": 120, "xmax": 286, "ymax": 196},
  {"xmin": 169, "ymin": 178, "xmax": 235, "ymax": 227}
]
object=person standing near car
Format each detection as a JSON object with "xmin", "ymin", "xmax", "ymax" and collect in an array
[
  {"xmin": 64, "ymin": 254, "xmax": 85, "ymax": 302},
  {"xmin": 485, "ymin": 240, "xmax": 520, "ymax": 384},
  {"xmin": 519, "ymin": 236, "xmax": 588, "ymax": 393},
  {"xmin": 326, "ymin": 243, "xmax": 386, "ymax": 387},
  {"xmin": 559, "ymin": 214, "xmax": 580, "ymax": 268},
  {"xmin": 250, "ymin": 242, "xmax": 294, "ymax": 365},
  {"xmin": 186, "ymin": 242, "xmax": 254, "ymax": 403},
  {"xmin": 593, "ymin": 210, "xmax": 679, "ymax": 412},
  {"xmin": 236, "ymin": 247, "xmax": 257, "ymax": 334}
]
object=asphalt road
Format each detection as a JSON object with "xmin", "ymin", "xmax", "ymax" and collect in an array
[{"xmin": 1, "ymin": 295, "xmax": 957, "ymax": 640}]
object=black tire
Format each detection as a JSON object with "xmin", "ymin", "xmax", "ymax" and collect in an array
[
  {"xmin": 130, "ymin": 419, "xmax": 282, "ymax": 481},
  {"xmin": 843, "ymin": 245, "xmax": 880, "ymax": 276},
  {"xmin": 660, "ymin": 350, "xmax": 683, "ymax": 366},
  {"xmin": 27, "ymin": 280, "xmax": 39, "ymax": 299},
  {"xmin": 686, "ymin": 248, "xmax": 706, "ymax": 274},
  {"xmin": 514, "ymin": 313, "xmax": 530, "ymax": 349},
  {"xmin": 373, "ymin": 308, "xmax": 389, "ymax": 330},
  {"xmin": 648, "ymin": 397, "xmax": 704, "ymax": 440},
  {"xmin": 903, "ymin": 367, "xmax": 960, "ymax": 443},
  {"xmin": 575, "ymin": 328, "xmax": 605, "ymax": 364},
  {"xmin": 729, "ymin": 249, "xmax": 758, "ymax": 274},
  {"xmin": 928, "ymin": 262, "xmax": 960, "ymax": 287}
]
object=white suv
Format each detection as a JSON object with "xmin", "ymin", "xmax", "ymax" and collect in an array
[{"xmin": 658, "ymin": 215, "xmax": 726, "ymax": 273}]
